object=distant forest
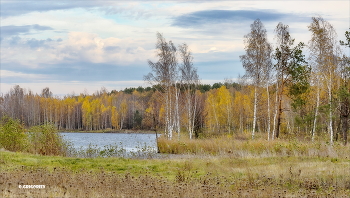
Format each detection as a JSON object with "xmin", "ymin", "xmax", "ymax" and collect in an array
[
  {"xmin": 1, "ymin": 16, "xmax": 349, "ymax": 144},
  {"xmin": 0, "ymin": 82, "xmax": 237, "ymax": 133}
]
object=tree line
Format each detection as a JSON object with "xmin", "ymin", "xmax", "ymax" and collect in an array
[
  {"xmin": 238, "ymin": 16, "xmax": 349, "ymax": 145},
  {"xmin": 0, "ymin": 16, "xmax": 349, "ymax": 144}
]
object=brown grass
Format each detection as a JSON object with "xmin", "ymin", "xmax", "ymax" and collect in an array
[
  {"xmin": 157, "ymin": 134, "xmax": 350, "ymax": 158},
  {"xmin": 2, "ymin": 164, "xmax": 350, "ymax": 198}
]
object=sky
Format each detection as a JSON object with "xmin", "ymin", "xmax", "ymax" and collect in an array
[{"xmin": 1, "ymin": 0, "xmax": 349, "ymax": 96}]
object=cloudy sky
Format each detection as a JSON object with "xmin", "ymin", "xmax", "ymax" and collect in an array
[{"xmin": 1, "ymin": 0, "xmax": 349, "ymax": 96}]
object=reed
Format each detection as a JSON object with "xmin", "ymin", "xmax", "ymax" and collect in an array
[{"xmin": 157, "ymin": 134, "xmax": 350, "ymax": 158}]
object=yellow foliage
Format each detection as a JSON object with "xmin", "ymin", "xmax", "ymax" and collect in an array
[
  {"xmin": 205, "ymin": 86, "xmax": 233, "ymax": 133},
  {"xmin": 111, "ymin": 106, "xmax": 119, "ymax": 129}
]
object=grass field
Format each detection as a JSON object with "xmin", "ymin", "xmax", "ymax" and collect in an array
[{"xmin": 1, "ymin": 141, "xmax": 350, "ymax": 198}]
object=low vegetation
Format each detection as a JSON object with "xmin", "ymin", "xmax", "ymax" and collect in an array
[
  {"xmin": 1, "ymin": 150, "xmax": 350, "ymax": 197},
  {"xmin": 0, "ymin": 117, "xmax": 70, "ymax": 156},
  {"xmin": 0, "ymin": 117, "xmax": 27, "ymax": 152},
  {"xmin": 68, "ymin": 143, "xmax": 157, "ymax": 158},
  {"xmin": 157, "ymin": 134, "xmax": 350, "ymax": 158}
]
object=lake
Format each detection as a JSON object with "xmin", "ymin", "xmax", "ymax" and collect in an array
[{"xmin": 60, "ymin": 132, "xmax": 158, "ymax": 158}]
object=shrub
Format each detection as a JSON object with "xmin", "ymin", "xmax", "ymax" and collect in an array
[
  {"xmin": 28, "ymin": 124, "xmax": 70, "ymax": 156},
  {"xmin": 0, "ymin": 117, "xmax": 27, "ymax": 152}
]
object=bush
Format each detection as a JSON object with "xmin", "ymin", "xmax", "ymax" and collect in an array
[
  {"xmin": 0, "ymin": 117, "xmax": 27, "ymax": 152},
  {"xmin": 0, "ymin": 118, "xmax": 71, "ymax": 156},
  {"xmin": 28, "ymin": 124, "xmax": 70, "ymax": 156}
]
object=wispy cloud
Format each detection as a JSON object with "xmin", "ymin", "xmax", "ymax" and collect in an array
[
  {"xmin": 1, "ymin": 1, "xmax": 104, "ymax": 17},
  {"xmin": 1, "ymin": 32, "xmax": 152, "ymax": 69},
  {"xmin": 0, "ymin": 70, "xmax": 47, "ymax": 81},
  {"xmin": 172, "ymin": 10, "xmax": 302, "ymax": 28},
  {"xmin": 1, "ymin": 24, "xmax": 53, "ymax": 37}
]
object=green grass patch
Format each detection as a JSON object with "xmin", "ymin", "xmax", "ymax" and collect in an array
[{"xmin": 1, "ymin": 150, "xmax": 349, "ymax": 179}]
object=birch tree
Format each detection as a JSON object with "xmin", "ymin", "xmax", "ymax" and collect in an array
[
  {"xmin": 308, "ymin": 17, "xmax": 340, "ymax": 144},
  {"xmin": 262, "ymin": 41, "xmax": 273, "ymax": 140},
  {"xmin": 179, "ymin": 43, "xmax": 200, "ymax": 139},
  {"xmin": 144, "ymin": 32, "xmax": 179, "ymax": 139},
  {"xmin": 240, "ymin": 19, "xmax": 272, "ymax": 139}
]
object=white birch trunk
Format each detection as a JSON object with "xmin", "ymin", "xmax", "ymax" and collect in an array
[
  {"xmin": 188, "ymin": 94, "xmax": 193, "ymax": 139},
  {"xmin": 167, "ymin": 88, "xmax": 173, "ymax": 140},
  {"xmin": 190, "ymin": 93, "xmax": 197, "ymax": 139},
  {"xmin": 252, "ymin": 86, "xmax": 257, "ymax": 139},
  {"xmin": 175, "ymin": 86, "xmax": 180, "ymax": 141},
  {"xmin": 272, "ymin": 80, "xmax": 279, "ymax": 140},
  {"xmin": 311, "ymin": 79, "xmax": 320, "ymax": 142},
  {"xmin": 227, "ymin": 101, "xmax": 231, "ymax": 134},
  {"xmin": 327, "ymin": 79, "xmax": 333, "ymax": 144},
  {"xmin": 187, "ymin": 89, "xmax": 197, "ymax": 139},
  {"xmin": 266, "ymin": 83, "xmax": 271, "ymax": 141}
]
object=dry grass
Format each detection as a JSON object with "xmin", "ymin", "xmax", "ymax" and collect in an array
[
  {"xmin": 157, "ymin": 134, "xmax": 350, "ymax": 158},
  {"xmin": 1, "ymin": 150, "xmax": 350, "ymax": 197},
  {"xmin": 1, "ymin": 167, "xmax": 349, "ymax": 198}
]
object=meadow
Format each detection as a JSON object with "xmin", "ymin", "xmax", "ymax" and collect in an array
[{"xmin": 1, "ymin": 134, "xmax": 350, "ymax": 198}]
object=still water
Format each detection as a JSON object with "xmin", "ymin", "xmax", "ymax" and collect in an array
[{"xmin": 60, "ymin": 132, "xmax": 158, "ymax": 157}]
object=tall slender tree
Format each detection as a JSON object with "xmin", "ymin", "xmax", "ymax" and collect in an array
[
  {"xmin": 240, "ymin": 19, "xmax": 272, "ymax": 139},
  {"xmin": 338, "ymin": 29, "xmax": 350, "ymax": 145},
  {"xmin": 308, "ymin": 17, "xmax": 340, "ymax": 144},
  {"xmin": 179, "ymin": 43, "xmax": 200, "ymax": 139},
  {"xmin": 144, "ymin": 32, "xmax": 179, "ymax": 139},
  {"xmin": 273, "ymin": 22, "xmax": 308, "ymax": 139}
]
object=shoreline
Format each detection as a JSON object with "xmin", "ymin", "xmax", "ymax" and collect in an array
[{"xmin": 59, "ymin": 129, "xmax": 158, "ymax": 134}]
